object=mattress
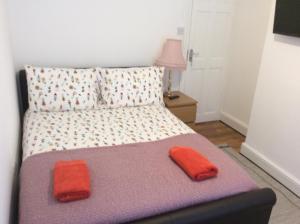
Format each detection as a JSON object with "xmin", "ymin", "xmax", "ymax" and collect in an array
[{"xmin": 22, "ymin": 105, "xmax": 194, "ymax": 160}]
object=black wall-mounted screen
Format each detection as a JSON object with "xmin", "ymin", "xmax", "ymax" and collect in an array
[{"xmin": 273, "ymin": 0, "xmax": 300, "ymax": 37}]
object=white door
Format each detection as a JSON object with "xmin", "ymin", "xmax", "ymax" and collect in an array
[{"xmin": 182, "ymin": 0, "xmax": 234, "ymax": 122}]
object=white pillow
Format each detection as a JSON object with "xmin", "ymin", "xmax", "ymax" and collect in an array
[
  {"xmin": 25, "ymin": 65, "xmax": 98, "ymax": 112},
  {"xmin": 97, "ymin": 67, "xmax": 164, "ymax": 108}
]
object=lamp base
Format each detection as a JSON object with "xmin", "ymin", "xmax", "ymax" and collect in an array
[
  {"xmin": 164, "ymin": 91, "xmax": 180, "ymax": 100},
  {"xmin": 164, "ymin": 70, "xmax": 180, "ymax": 100}
]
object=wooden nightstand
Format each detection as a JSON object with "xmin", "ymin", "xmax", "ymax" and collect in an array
[{"xmin": 164, "ymin": 91, "xmax": 198, "ymax": 129}]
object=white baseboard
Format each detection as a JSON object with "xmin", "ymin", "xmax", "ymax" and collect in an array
[
  {"xmin": 241, "ymin": 142, "xmax": 300, "ymax": 197},
  {"xmin": 196, "ymin": 112, "xmax": 220, "ymax": 123},
  {"xmin": 220, "ymin": 111, "xmax": 248, "ymax": 135}
]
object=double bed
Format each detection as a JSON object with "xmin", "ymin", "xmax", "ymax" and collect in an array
[{"xmin": 18, "ymin": 69, "xmax": 276, "ymax": 224}]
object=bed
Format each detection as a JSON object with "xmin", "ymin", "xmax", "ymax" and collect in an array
[{"xmin": 18, "ymin": 68, "xmax": 276, "ymax": 224}]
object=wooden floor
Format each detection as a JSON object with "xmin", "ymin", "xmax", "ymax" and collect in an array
[{"xmin": 194, "ymin": 121, "xmax": 245, "ymax": 153}]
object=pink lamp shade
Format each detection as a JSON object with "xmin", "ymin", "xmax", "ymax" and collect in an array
[{"xmin": 156, "ymin": 39, "xmax": 187, "ymax": 70}]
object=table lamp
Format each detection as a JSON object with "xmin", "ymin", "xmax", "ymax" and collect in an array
[{"xmin": 156, "ymin": 39, "xmax": 187, "ymax": 99}]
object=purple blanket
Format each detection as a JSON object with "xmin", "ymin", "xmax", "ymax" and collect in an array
[{"xmin": 19, "ymin": 133, "xmax": 257, "ymax": 224}]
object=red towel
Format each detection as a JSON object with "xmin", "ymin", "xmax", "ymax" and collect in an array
[
  {"xmin": 169, "ymin": 146, "xmax": 218, "ymax": 181},
  {"xmin": 53, "ymin": 160, "xmax": 90, "ymax": 202}
]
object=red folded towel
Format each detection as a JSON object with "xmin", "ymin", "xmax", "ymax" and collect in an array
[
  {"xmin": 169, "ymin": 146, "xmax": 218, "ymax": 181},
  {"xmin": 53, "ymin": 160, "xmax": 90, "ymax": 202}
]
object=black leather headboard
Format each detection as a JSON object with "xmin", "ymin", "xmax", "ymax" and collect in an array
[{"xmin": 19, "ymin": 70, "xmax": 29, "ymax": 115}]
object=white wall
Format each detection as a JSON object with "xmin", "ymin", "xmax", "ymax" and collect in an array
[
  {"xmin": 221, "ymin": 0, "xmax": 272, "ymax": 135},
  {"xmin": 6, "ymin": 0, "xmax": 190, "ymax": 72},
  {"xmin": 241, "ymin": 0, "xmax": 300, "ymax": 196},
  {"xmin": 0, "ymin": 0, "xmax": 20, "ymax": 223}
]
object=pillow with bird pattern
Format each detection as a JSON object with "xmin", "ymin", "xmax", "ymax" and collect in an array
[
  {"xmin": 25, "ymin": 65, "xmax": 99, "ymax": 112},
  {"xmin": 97, "ymin": 66, "xmax": 164, "ymax": 108}
]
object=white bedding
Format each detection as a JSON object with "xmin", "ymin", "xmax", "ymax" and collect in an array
[{"xmin": 22, "ymin": 105, "xmax": 194, "ymax": 160}]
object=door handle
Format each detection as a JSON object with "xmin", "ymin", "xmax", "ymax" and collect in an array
[
  {"xmin": 188, "ymin": 49, "xmax": 194, "ymax": 64},
  {"xmin": 188, "ymin": 49, "xmax": 199, "ymax": 64}
]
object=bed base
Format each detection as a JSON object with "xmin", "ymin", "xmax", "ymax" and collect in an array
[
  {"xmin": 18, "ymin": 70, "xmax": 276, "ymax": 224},
  {"xmin": 130, "ymin": 188, "xmax": 276, "ymax": 224}
]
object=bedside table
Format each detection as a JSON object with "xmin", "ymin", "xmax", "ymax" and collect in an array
[{"xmin": 164, "ymin": 91, "xmax": 198, "ymax": 129}]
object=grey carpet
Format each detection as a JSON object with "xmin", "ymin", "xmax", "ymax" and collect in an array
[{"xmin": 220, "ymin": 146, "xmax": 300, "ymax": 224}]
